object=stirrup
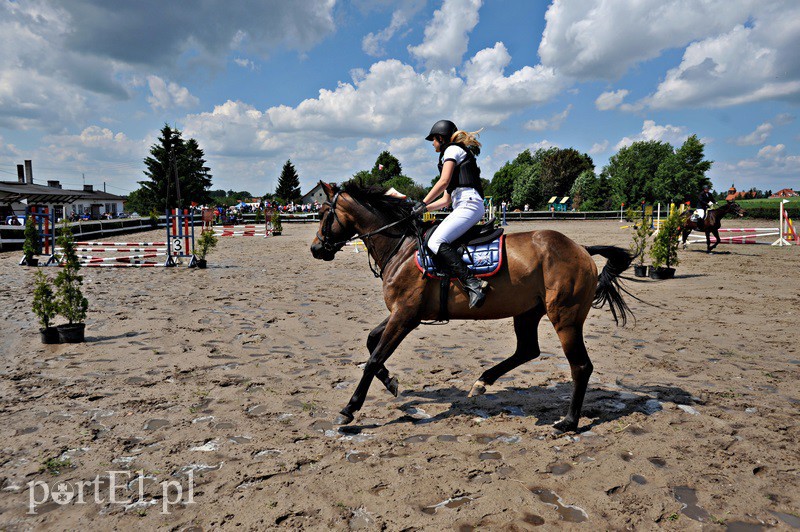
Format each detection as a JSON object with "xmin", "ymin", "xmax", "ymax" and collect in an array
[{"xmin": 463, "ymin": 278, "xmax": 488, "ymax": 309}]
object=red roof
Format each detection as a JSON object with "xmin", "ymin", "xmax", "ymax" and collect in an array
[{"xmin": 770, "ymin": 188, "xmax": 798, "ymax": 198}]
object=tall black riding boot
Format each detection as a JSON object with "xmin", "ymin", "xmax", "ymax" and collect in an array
[{"xmin": 436, "ymin": 243, "xmax": 488, "ymax": 309}]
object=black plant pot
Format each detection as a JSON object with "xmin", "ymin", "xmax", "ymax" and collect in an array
[
  {"xmin": 24, "ymin": 257, "xmax": 39, "ymax": 267},
  {"xmin": 57, "ymin": 323, "xmax": 85, "ymax": 343},
  {"xmin": 272, "ymin": 231, "xmax": 282, "ymax": 236},
  {"xmin": 633, "ymin": 264, "xmax": 648, "ymax": 277},
  {"xmin": 196, "ymin": 259, "xmax": 207, "ymax": 269},
  {"xmin": 40, "ymin": 326, "xmax": 60, "ymax": 344},
  {"xmin": 649, "ymin": 266, "xmax": 676, "ymax": 280}
]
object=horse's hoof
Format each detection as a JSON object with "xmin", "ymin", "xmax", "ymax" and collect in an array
[
  {"xmin": 386, "ymin": 376, "xmax": 399, "ymax": 397},
  {"xmin": 334, "ymin": 412, "xmax": 354, "ymax": 425},
  {"xmin": 552, "ymin": 417, "xmax": 577, "ymax": 433},
  {"xmin": 468, "ymin": 380, "xmax": 486, "ymax": 398}
]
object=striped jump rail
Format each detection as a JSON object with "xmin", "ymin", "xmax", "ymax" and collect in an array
[{"xmin": 73, "ymin": 241, "xmax": 168, "ymax": 247}]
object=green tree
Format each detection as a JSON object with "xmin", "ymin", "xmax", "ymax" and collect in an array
[
  {"xmin": 489, "ymin": 163, "xmax": 517, "ymax": 205},
  {"xmin": 275, "ymin": 160, "xmax": 301, "ymax": 203},
  {"xmin": 540, "ymin": 148, "xmax": 594, "ymax": 200},
  {"xmin": 653, "ymin": 135, "xmax": 712, "ymax": 205},
  {"xmin": 571, "ymin": 171, "xmax": 615, "ymax": 211},
  {"xmin": 371, "ymin": 151, "xmax": 402, "ymax": 184},
  {"xmin": 604, "ymin": 140, "xmax": 674, "ymax": 207},
  {"xmin": 134, "ymin": 124, "xmax": 212, "ymax": 213}
]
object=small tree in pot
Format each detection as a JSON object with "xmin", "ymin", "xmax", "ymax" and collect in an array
[
  {"xmin": 270, "ymin": 210, "xmax": 282, "ymax": 236},
  {"xmin": 22, "ymin": 216, "xmax": 41, "ymax": 266},
  {"xmin": 54, "ymin": 222, "xmax": 89, "ymax": 342},
  {"xmin": 196, "ymin": 229, "xmax": 218, "ymax": 268},
  {"xmin": 32, "ymin": 270, "xmax": 59, "ymax": 343},
  {"xmin": 649, "ymin": 208, "xmax": 682, "ymax": 279},
  {"xmin": 627, "ymin": 208, "xmax": 653, "ymax": 277}
]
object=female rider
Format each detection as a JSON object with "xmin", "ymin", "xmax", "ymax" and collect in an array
[{"xmin": 414, "ymin": 120, "xmax": 487, "ymax": 309}]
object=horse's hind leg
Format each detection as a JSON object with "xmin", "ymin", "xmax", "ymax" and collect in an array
[
  {"xmin": 552, "ymin": 324, "xmax": 593, "ymax": 433},
  {"xmin": 469, "ymin": 304, "xmax": 545, "ymax": 397}
]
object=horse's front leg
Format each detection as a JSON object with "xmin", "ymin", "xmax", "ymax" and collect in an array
[
  {"xmin": 367, "ymin": 317, "xmax": 399, "ymax": 397},
  {"xmin": 335, "ymin": 311, "xmax": 420, "ymax": 425},
  {"xmin": 681, "ymin": 228, "xmax": 690, "ymax": 250},
  {"xmin": 709, "ymin": 229, "xmax": 719, "ymax": 252}
]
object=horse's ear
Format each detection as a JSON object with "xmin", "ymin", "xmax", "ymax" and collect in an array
[{"xmin": 320, "ymin": 181, "xmax": 334, "ymax": 199}]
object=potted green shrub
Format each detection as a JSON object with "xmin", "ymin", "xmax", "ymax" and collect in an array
[
  {"xmin": 254, "ymin": 208, "xmax": 264, "ymax": 224},
  {"xmin": 195, "ymin": 229, "xmax": 218, "ymax": 269},
  {"xmin": 649, "ymin": 208, "xmax": 682, "ymax": 279},
  {"xmin": 148, "ymin": 209, "xmax": 160, "ymax": 228},
  {"xmin": 22, "ymin": 216, "xmax": 41, "ymax": 266},
  {"xmin": 270, "ymin": 210, "xmax": 282, "ymax": 236},
  {"xmin": 54, "ymin": 222, "xmax": 88, "ymax": 342},
  {"xmin": 32, "ymin": 270, "xmax": 59, "ymax": 344},
  {"xmin": 627, "ymin": 208, "xmax": 653, "ymax": 277}
]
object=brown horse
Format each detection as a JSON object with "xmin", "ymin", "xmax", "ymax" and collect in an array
[
  {"xmin": 680, "ymin": 201, "xmax": 746, "ymax": 252},
  {"xmin": 310, "ymin": 182, "xmax": 634, "ymax": 432}
]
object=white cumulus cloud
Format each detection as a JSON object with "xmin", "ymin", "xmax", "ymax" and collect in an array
[
  {"xmin": 523, "ymin": 105, "xmax": 572, "ymax": 131},
  {"xmin": 733, "ymin": 122, "xmax": 773, "ymax": 146},
  {"xmin": 408, "ymin": 0, "xmax": 482, "ymax": 71},
  {"xmin": 595, "ymin": 90, "xmax": 629, "ymax": 111},
  {"xmin": 615, "ymin": 120, "xmax": 688, "ymax": 150},
  {"xmin": 146, "ymin": 76, "xmax": 199, "ymax": 110}
]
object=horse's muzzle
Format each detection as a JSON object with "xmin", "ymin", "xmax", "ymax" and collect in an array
[{"xmin": 310, "ymin": 243, "xmax": 335, "ymax": 261}]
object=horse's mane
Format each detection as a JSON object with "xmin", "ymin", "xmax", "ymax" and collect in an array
[{"xmin": 336, "ymin": 182, "xmax": 418, "ymax": 234}]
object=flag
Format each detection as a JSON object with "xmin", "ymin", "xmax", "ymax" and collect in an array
[{"xmin": 378, "ymin": 164, "xmax": 384, "ymax": 171}]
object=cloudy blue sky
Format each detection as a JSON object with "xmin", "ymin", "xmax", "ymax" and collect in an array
[{"xmin": 1, "ymin": 0, "xmax": 798, "ymax": 198}]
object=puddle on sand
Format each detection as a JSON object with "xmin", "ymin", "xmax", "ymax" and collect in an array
[
  {"xmin": 673, "ymin": 486, "xmax": 710, "ymax": 522},
  {"xmin": 229, "ymin": 436, "xmax": 251, "ymax": 444},
  {"xmin": 15, "ymin": 427, "xmax": 39, "ymax": 436},
  {"xmin": 403, "ymin": 435, "xmax": 431, "ymax": 444},
  {"xmin": 309, "ymin": 419, "xmax": 333, "ymax": 433},
  {"xmin": 724, "ymin": 522, "xmax": 765, "ymax": 531},
  {"xmin": 421, "ymin": 496, "xmax": 476, "ymax": 515},
  {"xmin": 770, "ymin": 511, "xmax": 800, "ymax": 529},
  {"xmin": 522, "ymin": 513, "xmax": 545, "ymax": 526},
  {"xmin": 630, "ymin": 474, "xmax": 647, "ymax": 485},
  {"xmin": 548, "ymin": 463, "xmax": 572, "ymax": 475},
  {"xmin": 213, "ymin": 421, "xmax": 236, "ymax": 430},
  {"xmin": 479, "ymin": 451, "xmax": 503, "ymax": 460},
  {"xmin": 246, "ymin": 404, "xmax": 269, "ymax": 416},
  {"xmin": 648, "ymin": 457, "xmax": 667, "ymax": 468},
  {"xmin": 144, "ymin": 419, "xmax": 170, "ymax": 431},
  {"xmin": 346, "ymin": 451, "xmax": 371, "ymax": 463},
  {"xmin": 529, "ymin": 487, "xmax": 588, "ymax": 523},
  {"xmin": 437, "ymin": 434, "xmax": 458, "ymax": 442}
]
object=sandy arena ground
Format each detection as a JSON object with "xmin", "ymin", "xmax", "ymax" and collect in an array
[{"xmin": 0, "ymin": 219, "xmax": 798, "ymax": 531}]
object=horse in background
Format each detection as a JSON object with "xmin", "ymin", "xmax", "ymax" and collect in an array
[{"xmin": 680, "ymin": 201, "xmax": 746, "ymax": 252}]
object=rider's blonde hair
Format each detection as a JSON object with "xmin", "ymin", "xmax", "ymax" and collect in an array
[{"xmin": 450, "ymin": 129, "xmax": 482, "ymax": 152}]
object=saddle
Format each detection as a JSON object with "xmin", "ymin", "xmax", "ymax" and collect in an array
[{"xmin": 415, "ymin": 218, "xmax": 504, "ymax": 279}]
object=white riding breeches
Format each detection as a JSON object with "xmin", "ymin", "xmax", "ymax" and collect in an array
[
  {"xmin": 427, "ymin": 187, "xmax": 485, "ymax": 254},
  {"xmin": 695, "ymin": 208, "xmax": 705, "ymax": 219}
]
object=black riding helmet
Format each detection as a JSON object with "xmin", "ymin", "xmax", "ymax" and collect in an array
[{"xmin": 425, "ymin": 119, "xmax": 457, "ymax": 141}]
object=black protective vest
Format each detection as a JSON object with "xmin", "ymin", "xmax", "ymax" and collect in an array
[{"xmin": 438, "ymin": 143, "xmax": 484, "ymax": 198}]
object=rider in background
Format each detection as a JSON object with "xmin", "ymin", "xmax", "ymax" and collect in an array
[
  {"xmin": 415, "ymin": 119, "xmax": 488, "ymax": 309},
  {"xmin": 695, "ymin": 184, "xmax": 715, "ymax": 225}
]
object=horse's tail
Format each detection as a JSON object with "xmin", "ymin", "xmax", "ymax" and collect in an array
[{"xmin": 585, "ymin": 245, "xmax": 634, "ymax": 326}]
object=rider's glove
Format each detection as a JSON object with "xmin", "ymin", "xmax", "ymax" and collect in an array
[{"xmin": 412, "ymin": 201, "xmax": 427, "ymax": 216}]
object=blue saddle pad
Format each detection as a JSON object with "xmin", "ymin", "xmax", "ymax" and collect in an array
[{"xmin": 415, "ymin": 235, "xmax": 504, "ymax": 279}]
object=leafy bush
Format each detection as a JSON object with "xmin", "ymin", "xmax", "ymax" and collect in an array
[
  {"xmin": 196, "ymin": 229, "xmax": 218, "ymax": 260},
  {"xmin": 627, "ymin": 208, "xmax": 653, "ymax": 266},
  {"xmin": 23, "ymin": 216, "xmax": 40, "ymax": 262},
  {"xmin": 54, "ymin": 222, "xmax": 88, "ymax": 324},
  {"xmin": 270, "ymin": 211, "xmax": 283, "ymax": 232},
  {"xmin": 32, "ymin": 270, "xmax": 57, "ymax": 329},
  {"xmin": 650, "ymin": 208, "xmax": 682, "ymax": 269}
]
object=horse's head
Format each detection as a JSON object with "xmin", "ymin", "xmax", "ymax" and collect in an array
[
  {"xmin": 310, "ymin": 181, "xmax": 359, "ymax": 261},
  {"xmin": 727, "ymin": 200, "xmax": 747, "ymax": 217}
]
